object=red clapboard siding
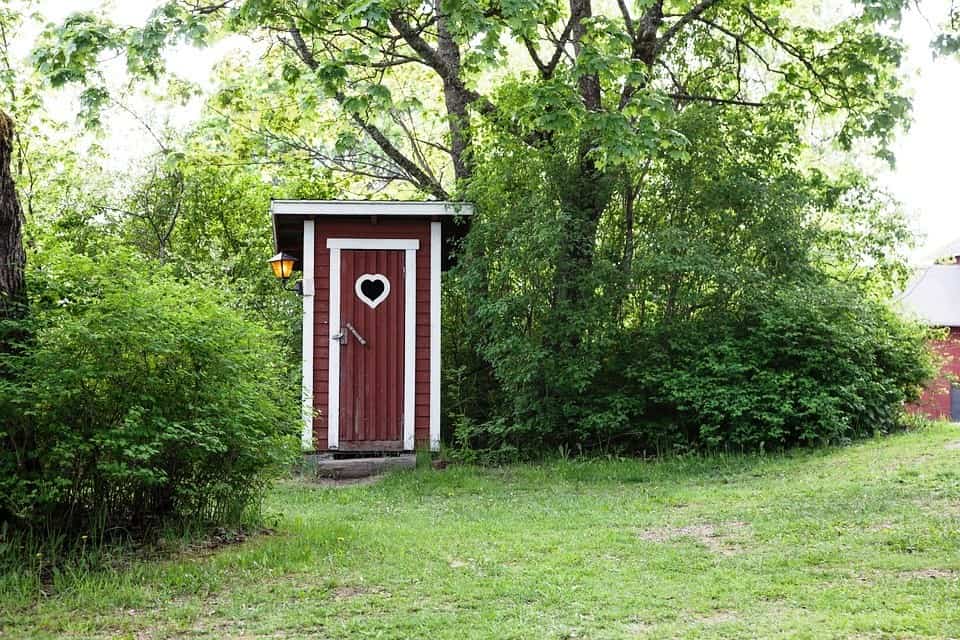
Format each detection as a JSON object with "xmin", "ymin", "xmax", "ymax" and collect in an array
[{"xmin": 311, "ymin": 218, "xmax": 432, "ymax": 450}]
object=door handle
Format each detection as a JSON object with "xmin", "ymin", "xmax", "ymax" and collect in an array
[{"xmin": 345, "ymin": 322, "xmax": 367, "ymax": 346}]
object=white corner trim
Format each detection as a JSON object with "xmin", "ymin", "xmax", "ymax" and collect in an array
[
  {"xmin": 430, "ymin": 222, "xmax": 442, "ymax": 452},
  {"xmin": 301, "ymin": 219, "xmax": 315, "ymax": 451},
  {"xmin": 327, "ymin": 238, "xmax": 419, "ymax": 250},
  {"xmin": 404, "ymin": 248, "xmax": 417, "ymax": 451},
  {"xmin": 327, "ymin": 247, "xmax": 341, "ymax": 450}
]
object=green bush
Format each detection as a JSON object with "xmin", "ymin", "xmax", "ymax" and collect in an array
[
  {"xmin": 0, "ymin": 247, "xmax": 299, "ymax": 537},
  {"xmin": 445, "ymin": 104, "xmax": 935, "ymax": 459},
  {"xmin": 610, "ymin": 278, "xmax": 935, "ymax": 452},
  {"xmin": 449, "ymin": 271, "xmax": 934, "ymax": 457}
]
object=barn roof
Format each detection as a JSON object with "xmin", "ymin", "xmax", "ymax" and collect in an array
[
  {"xmin": 271, "ymin": 200, "xmax": 473, "ymax": 271},
  {"xmin": 928, "ymin": 237, "xmax": 960, "ymax": 262},
  {"xmin": 897, "ymin": 264, "xmax": 960, "ymax": 327}
]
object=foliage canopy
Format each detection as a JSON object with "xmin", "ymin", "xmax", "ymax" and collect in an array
[{"xmin": 0, "ymin": 0, "xmax": 940, "ymax": 470}]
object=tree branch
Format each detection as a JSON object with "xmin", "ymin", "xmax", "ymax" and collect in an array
[
  {"xmin": 388, "ymin": 11, "xmax": 452, "ymax": 77},
  {"xmin": 619, "ymin": 0, "xmax": 663, "ymax": 109},
  {"xmin": 570, "ymin": 0, "xmax": 601, "ymax": 110},
  {"xmin": 654, "ymin": 0, "xmax": 724, "ymax": 56},
  {"xmin": 617, "ymin": 0, "xmax": 636, "ymax": 38},
  {"xmin": 668, "ymin": 92, "xmax": 763, "ymax": 107},
  {"xmin": 523, "ymin": 14, "xmax": 577, "ymax": 80},
  {"xmin": 287, "ymin": 26, "xmax": 449, "ymax": 199}
]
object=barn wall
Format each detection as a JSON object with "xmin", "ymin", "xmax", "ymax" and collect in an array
[
  {"xmin": 909, "ymin": 326, "xmax": 960, "ymax": 420},
  {"xmin": 311, "ymin": 218, "xmax": 432, "ymax": 450}
]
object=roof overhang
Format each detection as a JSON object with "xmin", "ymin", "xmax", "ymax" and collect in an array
[
  {"xmin": 896, "ymin": 264, "xmax": 960, "ymax": 327},
  {"xmin": 271, "ymin": 200, "xmax": 474, "ymax": 271},
  {"xmin": 271, "ymin": 199, "xmax": 473, "ymax": 217}
]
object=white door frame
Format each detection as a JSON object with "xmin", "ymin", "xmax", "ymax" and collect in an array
[
  {"xmin": 300, "ymin": 220, "xmax": 316, "ymax": 451},
  {"xmin": 327, "ymin": 238, "xmax": 419, "ymax": 450}
]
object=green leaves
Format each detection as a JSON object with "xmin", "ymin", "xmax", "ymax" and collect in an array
[
  {"xmin": 334, "ymin": 130, "xmax": 360, "ymax": 154},
  {"xmin": 6, "ymin": 0, "xmax": 936, "ymax": 467},
  {"xmin": 31, "ymin": 2, "xmax": 219, "ymax": 126},
  {"xmin": 77, "ymin": 85, "xmax": 109, "ymax": 128},
  {"xmin": 1, "ymin": 245, "xmax": 300, "ymax": 534},
  {"xmin": 314, "ymin": 60, "xmax": 348, "ymax": 96},
  {"xmin": 451, "ymin": 97, "xmax": 929, "ymax": 457},
  {"xmin": 280, "ymin": 61, "xmax": 301, "ymax": 84},
  {"xmin": 31, "ymin": 13, "xmax": 118, "ymax": 88}
]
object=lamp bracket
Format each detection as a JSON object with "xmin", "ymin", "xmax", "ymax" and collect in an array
[{"xmin": 284, "ymin": 279, "xmax": 303, "ymax": 296}]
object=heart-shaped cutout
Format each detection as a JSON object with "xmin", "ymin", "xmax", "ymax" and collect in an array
[{"xmin": 355, "ymin": 274, "xmax": 390, "ymax": 309}]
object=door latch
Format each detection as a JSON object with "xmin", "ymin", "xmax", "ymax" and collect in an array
[{"xmin": 345, "ymin": 322, "xmax": 367, "ymax": 346}]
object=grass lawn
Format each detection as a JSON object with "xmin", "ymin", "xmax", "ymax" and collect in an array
[{"xmin": 2, "ymin": 424, "xmax": 959, "ymax": 639}]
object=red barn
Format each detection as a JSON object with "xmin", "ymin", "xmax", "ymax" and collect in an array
[
  {"xmin": 899, "ymin": 249, "xmax": 960, "ymax": 421},
  {"xmin": 271, "ymin": 200, "xmax": 472, "ymax": 453}
]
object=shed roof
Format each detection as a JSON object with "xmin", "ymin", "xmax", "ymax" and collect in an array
[
  {"xmin": 897, "ymin": 264, "xmax": 960, "ymax": 327},
  {"xmin": 271, "ymin": 200, "xmax": 473, "ymax": 217},
  {"xmin": 271, "ymin": 200, "xmax": 473, "ymax": 272}
]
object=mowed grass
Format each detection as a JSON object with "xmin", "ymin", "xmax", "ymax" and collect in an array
[{"xmin": 2, "ymin": 424, "xmax": 960, "ymax": 639}]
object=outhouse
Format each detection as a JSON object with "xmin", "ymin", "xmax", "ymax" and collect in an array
[{"xmin": 270, "ymin": 200, "xmax": 472, "ymax": 453}]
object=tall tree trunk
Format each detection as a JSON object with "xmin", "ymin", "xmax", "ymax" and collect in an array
[
  {"xmin": 530, "ymin": 0, "xmax": 617, "ymax": 433},
  {"xmin": 435, "ymin": 8, "xmax": 472, "ymax": 183},
  {"xmin": 622, "ymin": 176, "xmax": 635, "ymax": 274},
  {"xmin": 0, "ymin": 110, "xmax": 26, "ymax": 324}
]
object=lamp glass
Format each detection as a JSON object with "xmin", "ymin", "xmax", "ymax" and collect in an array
[{"xmin": 268, "ymin": 253, "xmax": 296, "ymax": 280}]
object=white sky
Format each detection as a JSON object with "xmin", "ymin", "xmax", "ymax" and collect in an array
[
  {"xmin": 881, "ymin": 1, "xmax": 960, "ymax": 261},
  {"xmin": 25, "ymin": 0, "xmax": 960, "ymax": 261}
]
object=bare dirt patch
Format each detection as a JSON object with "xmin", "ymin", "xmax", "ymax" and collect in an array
[
  {"xmin": 621, "ymin": 620, "xmax": 654, "ymax": 635},
  {"xmin": 638, "ymin": 521, "xmax": 750, "ymax": 556},
  {"xmin": 944, "ymin": 440, "xmax": 960, "ymax": 451},
  {"xmin": 897, "ymin": 568, "xmax": 958, "ymax": 580},
  {"xmin": 313, "ymin": 475, "xmax": 386, "ymax": 488},
  {"xmin": 332, "ymin": 585, "xmax": 390, "ymax": 599},
  {"xmin": 188, "ymin": 527, "xmax": 268, "ymax": 555},
  {"xmin": 850, "ymin": 568, "xmax": 958, "ymax": 585},
  {"xmin": 696, "ymin": 610, "xmax": 738, "ymax": 624},
  {"xmin": 911, "ymin": 497, "xmax": 960, "ymax": 518}
]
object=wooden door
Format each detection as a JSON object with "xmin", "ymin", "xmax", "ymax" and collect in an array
[{"xmin": 337, "ymin": 249, "xmax": 406, "ymax": 449}]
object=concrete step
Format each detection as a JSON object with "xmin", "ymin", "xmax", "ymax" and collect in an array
[{"xmin": 307, "ymin": 454, "xmax": 417, "ymax": 480}]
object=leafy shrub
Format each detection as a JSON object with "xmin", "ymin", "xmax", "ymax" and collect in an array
[
  {"xmin": 450, "ymin": 271, "xmax": 934, "ymax": 458},
  {"xmin": 445, "ymin": 105, "xmax": 935, "ymax": 459},
  {"xmin": 611, "ymin": 278, "xmax": 935, "ymax": 451},
  {"xmin": 0, "ymin": 247, "xmax": 298, "ymax": 537}
]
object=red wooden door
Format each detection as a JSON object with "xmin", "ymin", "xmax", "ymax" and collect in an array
[{"xmin": 337, "ymin": 249, "xmax": 405, "ymax": 448}]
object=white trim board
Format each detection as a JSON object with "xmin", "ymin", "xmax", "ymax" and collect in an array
[
  {"xmin": 301, "ymin": 220, "xmax": 315, "ymax": 451},
  {"xmin": 403, "ymin": 248, "xmax": 417, "ymax": 450},
  {"xmin": 272, "ymin": 200, "xmax": 473, "ymax": 217},
  {"xmin": 429, "ymin": 222, "xmax": 442, "ymax": 452},
  {"xmin": 326, "ymin": 239, "xmax": 417, "ymax": 451},
  {"xmin": 326, "ymin": 246, "xmax": 342, "ymax": 451},
  {"xmin": 327, "ymin": 238, "xmax": 419, "ymax": 250}
]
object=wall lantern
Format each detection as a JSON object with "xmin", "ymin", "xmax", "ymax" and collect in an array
[
  {"xmin": 267, "ymin": 252, "xmax": 302, "ymax": 294},
  {"xmin": 268, "ymin": 252, "xmax": 296, "ymax": 280}
]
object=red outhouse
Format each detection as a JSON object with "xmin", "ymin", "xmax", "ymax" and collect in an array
[{"xmin": 271, "ymin": 200, "xmax": 472, "ymax": 452}]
